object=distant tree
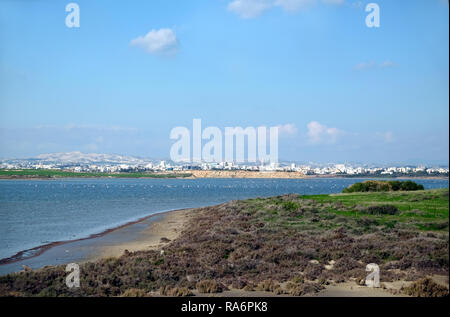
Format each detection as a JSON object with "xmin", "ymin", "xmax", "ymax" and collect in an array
[{"xmin": 343, "ymin": 180, "xmax": 424, "ymax": 193}]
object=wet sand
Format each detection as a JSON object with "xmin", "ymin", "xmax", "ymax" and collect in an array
[{"xmin": 87, "ymin": 208, "xmax": 194, "ymax": 262}]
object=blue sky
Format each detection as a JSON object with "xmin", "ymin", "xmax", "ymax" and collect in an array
[{"xmin": 0, "ymin": 0, "xmax": 448, "ymax": 164}]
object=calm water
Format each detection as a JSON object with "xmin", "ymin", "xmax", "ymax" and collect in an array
[{"xmin": 0, "ymin": 178, "xmax": 448, "ymax": 262}]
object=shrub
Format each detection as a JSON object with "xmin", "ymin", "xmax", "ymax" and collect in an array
[
  {"xmin": 343, "ymin": 181, "xmax": 424, "ymax": 193},
  {"xmin": 400, "ymin": 181, "xmax": 424, "ymax": 191},
  {"xmin": 160, "ymin": 237, "xmax": 171, "ymax": 243},
  {"xmin": 196, "ymin": 280, "xmax": 223, "ymax": 293},
  {"xmin": 121, "ymin": 288, "xmax": 148, "ymax": 297},
  {"xmin": 273, "ymin": 287, "xmax": 286, "ymax": 295},
  {"xmin": 169, "ymin": 287, "xmax": 193, "ymax": 297},
  {"xmin": 283, "ymin": 201, "xmax": 299, "ymax": 212},
  {"xmin": 364, "ymin": 204, "xmax": 399, "ymax": 215},
  {"xmin": 256, "ymin": 279, "xmax": 279, "ymax": 292},
  {"xmin": 286, "ymin": 281, "xmax": 324, "ymax": 296},
  {"xmin": 160, "ymin": 285, "xmax": 193, "ymax": 297},
  {"xmin": 403, "ymin": 278, "xmax": 449, "ymax": 297},
  {"xmin": 243, "ymin": 285, "xmax": 254, "ymax": 292},
  {"xmin": 288, "ymin": 285, "xmax": 304, "ymax": 296},
  {"xmin": 388, "ymin": 181, "xmax": 402, "ymax": 191}
]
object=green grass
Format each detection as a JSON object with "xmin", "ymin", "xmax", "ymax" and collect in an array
[
  {"xmin": 299, "ymin": 189, "xmax": 449, "ymax": 231},
  {"xmin": 242, "ymin": 189, "xmax": 449, "ymax": 233},
  {"xmin": 302, "ymin": 189, "xmax": 448, "ymax": 215},
  {"xmin": 0, "ymin": 169, "xmax": 192, "ymax": 179}
]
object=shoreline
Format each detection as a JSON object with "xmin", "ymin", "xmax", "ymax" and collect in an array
[
  {"xmin": 0, "ymin": 175, "xmax": 448, "ymax": 180},
  {"xmin": 86, "ymin": 207, "xmax": 192, "ymax": 262},
  {"xmin": 0, "ymin": 208, "xmax": 189, "ymax": 266}
]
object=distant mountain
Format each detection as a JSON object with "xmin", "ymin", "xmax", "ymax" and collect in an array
[{"xmin": 33, "ymin": 152, "xmax": 152, "ymax": 165}]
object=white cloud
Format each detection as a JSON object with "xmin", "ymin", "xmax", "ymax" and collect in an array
[
  {"xmin": 349, "ymin": 1, "xmax": 363, "ymax": 9},
  {"xmin": 130, "ymin": 28, "xmax": 178, "ymax": 55},
  {"xmin": 380, "ymin": 60, "xmax": 398, "ymax": 68},
  {"xmin": 321, "ymin": 0, "xmax": 344, "ymax": 5},
  {"xmin": 227, "ymin": 0, "xmax": 272, "ymax": 19},
  {"xmin": 353, "ymin": 61, "xmax": 375, "ymax": 71},
  {"xmin": 307, "ymin": 121, "xmax": 342, "ymax": 144},
  {"xmin": 36, "ymin": 124, "xmax": 138, "ymax": 133},
  {"xmin": 376, "ymin": 131, "xmax": 394, "ymax": 143},
  {"xmin": 274, "ymin": 0, "xmax": 316, "ymax": 12},
  {"xmin": 276, "ymin": 123, "xmax": 298, "ymax": 136}
]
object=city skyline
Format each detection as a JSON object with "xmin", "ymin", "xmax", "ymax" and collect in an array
[{"xmin": 0, "ymin": 0, "xmax": 449, "ymax": 165}]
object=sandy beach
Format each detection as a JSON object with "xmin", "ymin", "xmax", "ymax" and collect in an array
[{"xmin": 88, "ymin": 208, "xmax": 195, "ymax": 262}]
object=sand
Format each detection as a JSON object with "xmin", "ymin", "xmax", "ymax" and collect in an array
[{"xmin": 87, "ymin": 208, "xmax": 194, "ymax": 262}]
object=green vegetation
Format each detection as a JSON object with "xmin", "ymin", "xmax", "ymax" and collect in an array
[
  {"xmin": 0, "ymin": 169, "xmax": 192, "ymax": 179},
  {"xmin": 242, "ymin": 189, "xmax": 449, "ymax": 233},
  {"xmin": 0, "ymin": 189, "xmax": 447, "ymax": 297},
  {"xmin": 299, "ymin": 189, "xmax": 448, "ymax": 231},
  {"xmin": 342, "ymin": 180, "xmax": 424, "ymax": 193}
]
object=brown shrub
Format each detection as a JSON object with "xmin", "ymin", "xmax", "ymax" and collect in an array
[
  {"xmin": 287, "ymin": 281, "xmax": 323, "ymax": 296},
  {"xmin": 273, "ymin": 287, "xmax": 286, "ymax": 295},
  {"xmin": 243, "ymin": 285, "xmax": 254, "ymax": 291},
  {"xmin": 304, "ymin": 263, "xmax": 323, "ymax": 280},
  {"xmin": 120, "ymin": 288, "xmax": 148, "ymax": 297},
  {"xmin": 256, "ymin": 279, "xmax": 279, "ymax": 292},
  {"xmin": 196, "ymin": 280, "xmax": 223, "ymax": 293},
  {"xmin": 403, "ymin": 278, "xmax": 449, "ymax": 297},
  {"xmin": 231, "ymin": 279, "xmax": 247, "ymax": 289},
  {"xmin": 160, "ymin": 285, "xmax": 193, "ymax": 297}
]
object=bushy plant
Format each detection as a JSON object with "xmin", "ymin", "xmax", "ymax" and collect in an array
[
  {"xmin": 343, "ymin": 180, "xmax": 424, "ymax": 193},
  {"xmin": 403, "ymin": 278, "xmax": 449, "ymax": 297},
  {"xmin": 283, "ymin": 201, "xmax": 299, "ymax": 212},
  {"xmin": 196, "ymin": 280, "xmax": 223, "ymax": 293},
  {"xmin": 365, "ymin": 204, "xmax": 399, "ymax": 215}
]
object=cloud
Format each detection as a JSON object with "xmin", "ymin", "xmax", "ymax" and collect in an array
[
  {"xmin": 227, "ymin": 0, "xmax": 272, "ymax": 18},
  {"xmin": 307, "ymin": 121, "xmax": 342, "ymax": 144},
  {"xmin": 276, "ymin": 123, "xmax": 298, "ymax": 136},
  {"xmin": 349, "ymin": 1, "xmax": 363, "ymax": 9},
  {"xmin": 376, "ymin": 131, "xmax": 394, "ymax": 143},
  {"xmin": 130, "ymin": 28, "xmax": 178, "ymax": 55},
  {"xmin": 380, "ymin": 60, "xmax": 398, "ymax": 68},
  {"xmin": 274, "ymin": 0, "xmax": 316, "ymax": 12},
  {"xmin": 321, "ymin": 0, "xmax": 344, "ymax": 5},
  {"xmin": 353, "ymin": 61, "xmax": 375, "ymax": 71},
  {"xmin": 35, "ymin": 124, "xmax": 138, "ymax": 133}
]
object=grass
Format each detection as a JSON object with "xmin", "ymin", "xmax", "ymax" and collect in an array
[
  {"xmin": 241, "ymin": 189, "xmax": 449, "ymax": 234},
  {"xmin": 299, "ymin": 189, "xmax": 449, "ymax": 227},
  {"xmin": 0, "ymin": 169, "xmax": 192, "ymax": 179}
]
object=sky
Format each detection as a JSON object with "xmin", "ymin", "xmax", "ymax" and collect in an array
[{"xmin": 0, "ymin": 0, "xmax": 448, "ymax": 165}]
